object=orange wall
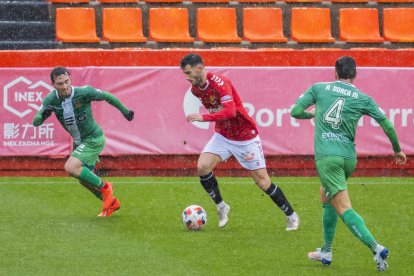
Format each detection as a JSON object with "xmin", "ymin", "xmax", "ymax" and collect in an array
[{"xmin": 0, "ymin": 49, "xmax": 414, "ymax": 67}]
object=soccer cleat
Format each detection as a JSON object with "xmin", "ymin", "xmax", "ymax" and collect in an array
[
  {"xmin": 374, "ymin": 245, "xmax": 389, "ymax": 272},
  {"xmin": 98, "ymin": 198, "xmax": 121, "ymax": 217},
  {"xmin": 217, "ymin": 203, "xmax": 230, "ymax": 228},
  {"xmin": 100, "ymin": 181, "xmax": 114, "ymax": 211},
  {"xmin": 286, "ymin": 212, "xmax": 300, "ymax": 231},
  {"xmin": 308, "ymin": 248, "xmax": 332, "ymax": 265}
]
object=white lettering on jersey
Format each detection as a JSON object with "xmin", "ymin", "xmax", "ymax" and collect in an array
[{"xmin": 211, "ymin": 75, "xmax": 224, "ymax": 86}]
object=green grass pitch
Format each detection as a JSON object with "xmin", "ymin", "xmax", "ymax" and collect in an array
[{"xmin": 0, "ymin": 177, "xmax": 413, "ymax": 275}]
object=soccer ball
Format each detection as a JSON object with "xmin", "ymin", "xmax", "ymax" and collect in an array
[{"xmin": 182, "ymin": 205, "xmax": 207, "ymax": 230}]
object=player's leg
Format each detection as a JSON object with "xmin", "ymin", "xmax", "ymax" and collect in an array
[
  {"xmin": 250, "ymin": 168, "xmax": 299, "ymax": 230},
  {"xmin": 308, "ymin": 185, "xmax": 337, "ymax": 265},
  {"xmin": 198, "ymin": 134, "xmax": 232, "ymax": 227},
  {"xmin": 308, "ymin": 156, "xmax": 349, "ymax": 265},
  {"xmin": 323, "ymin": 158, "xmax": 387, "ymax": 271},
  {"xmin": 320, "ymin": 187, "xmax": 338, "ymax": 255},
  {"xmin": 78, "ymin": 164, "xmax": 102, "ymax": 200},
  {"xmin": 197, "ymin": 152, "xmax": 223, "ymax": 204},
  {"xmin": 230, "ymin": 135, "xmax": 299, "ymax": 230},
  {"xmin": 332, "ymin": 189, "xmax": 388, "ymax": 270},
  {"xmin": 69, "ymin": 136, "xmax": 119, "ymax": 216}
]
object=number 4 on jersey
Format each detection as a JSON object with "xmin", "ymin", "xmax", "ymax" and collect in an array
[{"xmin": 324, "ymin": 98, "xmax": 345, "ymax": 129}]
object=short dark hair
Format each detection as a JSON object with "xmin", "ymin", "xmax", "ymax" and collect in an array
[
  {"xmin": 335, "ymin": 56, "xmax": 356, "ymax": 80},
  {"xmin": 50, "ymin": 66, "xmax": 70, "ymax": 83},
  {"xmin": 180, "ymin": 54, "xmax": 204, "ymax": 68}
]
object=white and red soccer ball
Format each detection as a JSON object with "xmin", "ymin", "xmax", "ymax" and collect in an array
[{"xmin": 182, "ymin": 205, "xmax": 207, "ymax": 230}]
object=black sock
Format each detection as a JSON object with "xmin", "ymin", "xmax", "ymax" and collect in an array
[
  {"xmin": 265, "ymin": 183, "xmax": 294, "ymax": 216},
  {"xmin": 199, "ymin": 172, "xmax": 223, "ymax": 204}
]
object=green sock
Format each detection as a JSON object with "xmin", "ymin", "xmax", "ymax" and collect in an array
[
  {"xmin": 341, "ymin": 208, "xmax": 378, "ymax": 252},
  {"xmin": 79, "ymin": 167, "xmax": 104, "ymax": 190},
  {"xmin": 321, "ymin": 202, "xmax": 338, "ymax": 253},
  {"xmin": 79, "ymin": 180, "xmax": 103, "ymax": 201}
]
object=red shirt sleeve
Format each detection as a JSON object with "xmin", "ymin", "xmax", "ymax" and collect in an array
[
  {"xmin": 202, "ymin": 77, "xmax": 237, "ymax": 122},
  {"xmin": 202, "ymin": 101, "xmax": 236, "ymax": 122}
]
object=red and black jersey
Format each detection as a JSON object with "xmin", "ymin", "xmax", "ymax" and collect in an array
[{"xmin": 191, "ymin": 72, "xmax": 258, "ymax": 141}]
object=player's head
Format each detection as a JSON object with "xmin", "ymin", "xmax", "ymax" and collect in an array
[
  {"xmin": 50, "ymin": 66, "xmax": 72, "ymax": 98},
  {"xmin": 180, "ymin": 54, "xmax": 205, "ymax": 86},
  {"xmin": 335, "ymin": 56, "xmax": 357, "ymax": 81}
]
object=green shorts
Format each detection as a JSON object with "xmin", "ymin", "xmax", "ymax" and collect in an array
[
  {"xmin": 315, "ymin": 156, "xmax": 357, "ymax": 200},
  {"xmin": 71, "ymin": 135, "xmax": 105, "ymax": 167}
]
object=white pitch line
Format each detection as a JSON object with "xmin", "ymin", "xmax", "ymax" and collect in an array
[{"xmin": 0, "ymin": 180, "xmax": 412, "ymax": 185}]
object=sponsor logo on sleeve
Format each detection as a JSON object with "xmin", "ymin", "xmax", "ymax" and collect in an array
[{"xmin": 221, "ymin": 95, "xmax": 233, "ymax": 102}]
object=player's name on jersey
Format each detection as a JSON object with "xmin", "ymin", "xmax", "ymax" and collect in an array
[
  {"xmin": 326, "ymin": 85, "xmax": 359, "ymax": 99},
  {"xmin": 321, "ymin": 132, "xmax": 351, "ymax": 143}
]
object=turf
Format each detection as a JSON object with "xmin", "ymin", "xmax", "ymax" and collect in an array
[{"xmin": 0, "ymin": 177, "xmax": 413, "ymax": 275}]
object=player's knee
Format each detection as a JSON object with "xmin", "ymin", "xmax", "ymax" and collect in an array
[
  {"xmin": 197, "ymin": 161, "xmax": 213, "ymax": 176},
  {"xmin": 64, "ymin": 162, "xmax": 79, "ymax": 177}
]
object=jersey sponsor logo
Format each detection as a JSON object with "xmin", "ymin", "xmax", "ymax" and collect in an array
[
  {"xmin": 3, "ymin": 76, "xmax": 53, "ymax": 118},
  {"xmin": 208, "ymin": 106, "xmax": 223, "ymax": 113},
  {"xmin": 321, "ymin": 132, "xmax": 350, "ymax": 143},
  {"xmin": 211, "ymin": 75, "xmax": 224, "ymax": 86}
]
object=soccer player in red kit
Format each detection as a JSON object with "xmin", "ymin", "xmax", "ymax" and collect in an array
[{"xmin": 180, "ymin": 54, "xmax": 300, "ymax": 230}]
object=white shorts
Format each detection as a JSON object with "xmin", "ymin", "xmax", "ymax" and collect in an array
[{"xmin": 202, "ymin": 133, "xmax": 266, "ymax": 171}]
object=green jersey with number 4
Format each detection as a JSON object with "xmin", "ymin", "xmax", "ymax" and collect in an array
[
  {"xmin": 33, "ymin": 86, "xmax": 130, "ymax": 146},
  {"xmin": 296, "ymin": 80, "xmax": 386, "ymax": 160}
]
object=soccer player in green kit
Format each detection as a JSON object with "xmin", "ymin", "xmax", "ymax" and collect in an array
[
  {"xmin": 291, "ymin": 56, "xmax": 406, "ymax": 271},
  {"xmin": 33, "ymin": 67, "xmax": 134, "ymax": 217}
]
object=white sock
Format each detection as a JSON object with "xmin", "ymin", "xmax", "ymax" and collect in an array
[
  {"xmin": 287, "ymin": 212, "xmax": 297, "ymax": 219},
  {"xmin": 374, "ymin": 244, "xmax": 384, "ymax": 254},
  {"xmin": 216, "ymin": 201, "xmax": 226, "ymax": 209}
]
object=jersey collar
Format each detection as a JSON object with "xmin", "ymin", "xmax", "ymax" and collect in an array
[
  {"xmin": 335, "ymin": 80, "xmax": 356, "ymax": 88},
  {"xmin": 55, "ymin": 86, "xmax": 75, "ymax": 101}
]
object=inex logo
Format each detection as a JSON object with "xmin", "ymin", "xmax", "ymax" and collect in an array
[
  {"xmin": 3, "ymin": 76, "xmax": 54, "ymax": 118},
  {"xmin": 183, "ymin": 87, "xmax": 209, "ymax": 130}
]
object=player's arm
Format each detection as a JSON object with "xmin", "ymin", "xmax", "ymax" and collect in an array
[
  {"xmin": 202, "ymin": 80, "xmax": 237, "ymax": 122},
  {"xmin": 102, "ymin": 92, "xmax": 134, "ymax": 121},
  {"xmin": 291, "ymin": 85, "xmax": 316, "ymax": 120},
  {"xmin": 366, "ymin": 97, "xmax": 406, "ymax": 165},
  {"xmin": 378, "ymin": 119, "xmax": 406, "ymax": 164},
  {"xmin": 32, "ymin": 98, "xmax": 54, "ymax": 126},
  {"xmin": 85, "ymin": 86, "xmax": 134, "ymax": 121},
  {"xmin": 187, "ymin": 101, "xmax": 236, "ymax": 123},
  {"xmin": 291, "ymin": 103, "xmax": 315, "ymax": 119},
  {"xmin": 202, "ymin": 100, "xmax": 236, "ymax": 122}
]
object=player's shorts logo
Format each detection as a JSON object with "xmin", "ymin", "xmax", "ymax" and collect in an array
[
  {"xmin": 3, "ymin": 76, "xmax": 53, "ymax": 118},
  {"xmin": 241, "ymin": 151, "xmax": 255, "ymax": 161},
  {"xmin": 183, "ymin": 87, "xmax": 209, "ymax": 130}
]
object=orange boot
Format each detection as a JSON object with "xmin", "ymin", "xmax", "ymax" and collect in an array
[{"xmin": 98, "ymin": 198, "xmax": 121, "ymax": 217}]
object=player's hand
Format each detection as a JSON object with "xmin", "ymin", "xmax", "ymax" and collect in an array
[
  {"xmin": 187, "ymin": 113, "xmax": 204, "ymax": 122},
  {"xmin": 124, "ymin": 110, "xmax": 134, "ymax": 121},
  {"xmin": 41, "ymin": 105, "xmax": 56, "ymax": 119},
  {"xmin": 394, "ymin": 151, "xmax": 407, "ymax": 165}
]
